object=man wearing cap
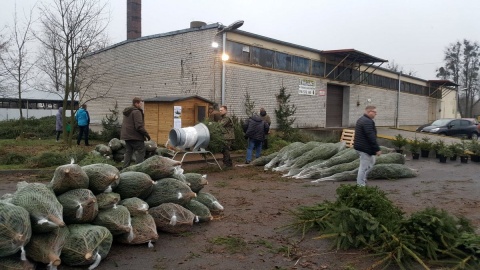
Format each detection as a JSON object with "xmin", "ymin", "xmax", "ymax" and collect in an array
[{"xmin": 121, "ymin": 97, "xmax": 151, "ymax": 168}]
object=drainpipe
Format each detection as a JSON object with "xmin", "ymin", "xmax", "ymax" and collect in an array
[
  {"xmin": 221, "ymin": 32, "xmax": 226, "ymax": 105},
  {"xmin": 395, "ymin": 71, "xmax": 401, "ymax": 128}
]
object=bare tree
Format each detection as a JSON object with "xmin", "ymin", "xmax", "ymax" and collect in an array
[
  {"xmin": 37, "ymin": 0, "xmax": 111, "ymax": 143},
  {"xmin": 436, "ymin": 39, "xmax": 480, "ymax": 117},
  {"xmin": 0, "ymin": 4, "xmax": 37, "ymax": 132},
  {"xmin": 0, "ymin": 32, "xmax": 9, "ymax": 96},
  {"xmin": 386, "ymin": 60, "xmax": 417, "ymax": 76}
]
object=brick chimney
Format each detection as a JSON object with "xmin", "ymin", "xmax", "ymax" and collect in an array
[{"xmin": 127, "ymin": 0, "xmax": 141, "ymax": 40}]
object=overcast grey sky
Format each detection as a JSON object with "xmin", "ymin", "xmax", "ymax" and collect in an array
[{"xmin": 2, "ymin": 0, "xmax": 479, "ymax": 80}]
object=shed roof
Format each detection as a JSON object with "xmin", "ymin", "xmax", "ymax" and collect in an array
[
  {"xmin": 144, "ymin": 95, "xmax": 214, "ymax": 103},
  {"xmin": 321, "ymin": 49, "xmax": 387, "ymax": 64},
  {"xmin": 427, "ymin": 80, "xmax": 459, "ymax": 87}
]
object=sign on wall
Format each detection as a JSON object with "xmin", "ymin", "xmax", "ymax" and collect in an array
[
  {"xmin": 299, "ymin": 79, "xmax": 316, "ymax": 96},
  {"xmin": 174, "ymin": 106, "xmax": 182, "ymax": 128}
]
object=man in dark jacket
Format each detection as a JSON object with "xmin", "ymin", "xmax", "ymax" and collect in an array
[
  {"xmin": 354, "ymin": 105, "xmax": 381, "ymax": 186},
  {"xmin": 120, "ymin": 97, "xmax": 151, "ymax": 168},
  {"xmin": 243, "ymin": 112, "xmax": 270, "ymax": 164}
]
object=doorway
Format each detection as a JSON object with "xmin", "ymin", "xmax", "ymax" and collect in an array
[{"xmin": 326, "ymin": 84, "xmax": 344, "ymax": 127}]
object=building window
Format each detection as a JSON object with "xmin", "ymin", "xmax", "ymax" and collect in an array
[
  {"xmin": 274, "ymin": 52, "xmax": 292, "ymax": 72},
  {"xmin": 292, "ymin": 56, "xmax": 310, "ymax": 74},
  {"xmin": 226, "ymin": 41, "xmax": 250, "ymax": 64},
  {"xmin": 312, "ymin": 60, "xmax": 324, "ymax": 77},
  {"xmin": 251, "ymin": 47, "xmax": 274, "ymax": 68}
]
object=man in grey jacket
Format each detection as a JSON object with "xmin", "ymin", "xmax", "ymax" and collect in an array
[
  {"xmin": 121, "ymin": 97, "xmax": 151, "ymax": 168},
  {"xmin": 354, "ymin": 105, "xmax": 381, "ymax": 186}
]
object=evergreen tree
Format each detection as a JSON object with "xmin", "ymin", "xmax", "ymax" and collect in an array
[
  {"xmin": 101, "ymin": 101, "xmax": 120, "ymax": 141},
  {"xmin": 274, "ymin": 86, "xmax": 297, "ymax": 140}
]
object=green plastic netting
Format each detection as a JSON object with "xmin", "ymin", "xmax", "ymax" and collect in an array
[
  {"xmin": 116, "ymin": 214, "xmax": 158, "ymax": 246},
  {"xmin": 108, "ymin": 138, "xmax": 123, "ymax": 151},
  {"xmin": 82, "ymin": 164, "xmax": 120, "ymax": 194},
  {"xmin": 149, "ymin": 203, "xmax": 195, "ymax": 234},
  {"xmin": 0, "ymin": 202, "xmax": 32, "ymax": 258},
  {"xmin": 49, "ymin": 163, "xmax": 89, "ymax": 195},
  {"xmin": 25, "ymin": 226, "xmax": 69, "ymax": 267},
  {"xmin": 264, "ymin": 142, "xmax": 304, "ymax": 170},
  {"xmin": 145, "ymin": 178, "xmax": 196, "ymax": 207},
  {"xmin": 95, "ymin": 144, "xmax": 112, "ymax": 156},
  {"xmin": 183, "ymin": 173, "xmax": 208, "ymax": 193},
  {"xmin": 92, "ymin": 205, "xmax": 132, "ymax": 236},
  {"xmin": 96, "ymin": 192, "xmax": 121, "ymax": 210},
  {"xmin": 184, "ymin": 199, "xmax": 212, "ymax": 222},
  {"xmin": 61, "ymin": 224, "xmax": 112, "ymax": 268},
  {"xmin": 120, "ymin": 155, "xmax": 182, "ymax": 180},
  {"xmin": 57, "ymin": 189, "xmax": 98, "ymax": 224},
  {"xmin": 12, "ymin": 182, "xmax": 64, "ymax": 233},
  {"xmin": 193, "ymin": 192, "xmax": 224, "ymax": 215},
  {"xmin": 251, "ymin": 151, "xmax": 278, "ymax": 166},
  {"xmin": 114, "ymin": 172, "xmax": 154, "ymax": 199},
  {"xmin": 119, "ymin": 198, "xmax": 149, "ymax": 217}
]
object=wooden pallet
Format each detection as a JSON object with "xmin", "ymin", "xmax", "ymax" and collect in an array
[{"xmin": 340, "ymin": 129, "xmax": 355, "ymax": 148}]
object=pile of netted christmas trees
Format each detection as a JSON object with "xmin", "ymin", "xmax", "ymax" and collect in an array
[{"xmin": 0, "ymin": 155, "xmax": 224, "ymax": 269}]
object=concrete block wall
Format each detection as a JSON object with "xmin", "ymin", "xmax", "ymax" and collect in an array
[
  {"xmin": 82, "ymin": 28, "xmax": 221, "ymax": 127},
  {"xmin": 224, "ymin": 64, "xmax": 327, "ymax": 128}
]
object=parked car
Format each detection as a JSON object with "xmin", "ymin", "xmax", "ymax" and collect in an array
[{"xmin": 420, "ymin": 118, "xmax": 479, "ymax": 139}]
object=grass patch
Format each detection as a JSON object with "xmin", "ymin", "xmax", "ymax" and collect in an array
[{"xmin": 209, "ymin": 236, "xmax": 248, "ymax": 253}]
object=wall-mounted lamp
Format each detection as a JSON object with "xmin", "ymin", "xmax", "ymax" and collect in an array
[
  {"xmin": 221, "ymin": 53, "xmax": 229, "ymax": 61},
  {"xmin": 211, "ymin": 42, "xmax": 219, "ymax": 48}
]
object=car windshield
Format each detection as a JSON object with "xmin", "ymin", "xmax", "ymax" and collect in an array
[{"xmin": 431, "ymin": 119, "xmax": 452, "ymax": 126}]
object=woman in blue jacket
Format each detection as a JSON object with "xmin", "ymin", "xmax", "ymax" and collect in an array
[{"xmin": 75, "ymin": 104, "xmax": 90, "ymax": 146}]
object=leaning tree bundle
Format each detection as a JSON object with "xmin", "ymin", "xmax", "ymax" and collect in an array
[
  {"xmin": 61, "ymin": 224, "xmax": 112, "ymax": 269},
  {"xmin": 193, "ymin": 192, "xmax": 224, "ymax": 215},
  {"xmin": 114, "ymin": 172, "xmax": 154, "ymax": 200},
  {"xmin": 12, "ymin": 182, "xmax": 65, "ymax": 233},
  {"xmin": 184, "ymin": 199, "xmax": 213, "ymax": 222},
  {"xmin": 121, "ymin": 155, "xmax": 182, "ymax": 180},
  {"xmin": 82, "ymin": 164, "xmax": 120, "ymax": 194},
  {"xmin": 148, "ymin": 203, "xmax": 196, "ymax": 234},
  {"xmin": 92, "ymin": 205, "xmax": 132, "ymax": 237},
  {"xmin": 116, "ymin": 213, "xmax": 158, "ymax": 247},
  {"xmin": 145, "ymin": 178, "xmax": 196, "ymax": 207},
  {"xmin": 250, "ymin": 151, "xmax": 278, "ymax": 166},
  {"xmin": 0, "ymin": 202, "xmax": 32, "ymax": 259},
  {"xmin": 119, "ymin": 198, "xmax": 149, "ymax": 217},
  {"xmin": 313, "ymin": 163, "xmax": 417, "ymax": 182},
  {"xmin": 95, "ymin": 144, "xmax": 112, "ymax": 157},
  {"xmin": 264, "ymin": 142, "xmax": 304, "ymax": 170},
  {"xmin": 286, "ymin": 142, "xmax": 346, "ymax": 171},
  {"xmin": 49, "ymin": 163, "xmax": 89, "ymax": 195},
  {"xmin": 25, "ymin": 227, "xmax": 69, "ymax": 268},
  {"xmin": 273, "ymin": 141, "xmax": 324, "ymax": 171},
  {"xmin": 183, "ymin": 173, "xmax": 208, "ymax": 193},
  {"xmin": 56, "ymin": 189, "xmax": 98, "ymax": 224},
  {"xmin": 294, "ymin": 148, "xmax": 359, "ymax": 179}
]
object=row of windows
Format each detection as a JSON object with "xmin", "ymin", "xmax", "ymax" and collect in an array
[{"xmin": 226, "ymin": 41, "xmax": 438, "ymax": 98}]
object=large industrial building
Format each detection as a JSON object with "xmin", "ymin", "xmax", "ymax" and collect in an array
[{"xmin": 81, "ymin": 0, "xmax": 457, "ymax": 139}]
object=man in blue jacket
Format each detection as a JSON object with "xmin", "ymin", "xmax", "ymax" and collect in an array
[
  {"xmin": 75, "ymin": 104, "xmax": 90, "ymax": 146},
  {"xmin": 354, "ymin": 105, "xmax": 381, "ymax": 186}
]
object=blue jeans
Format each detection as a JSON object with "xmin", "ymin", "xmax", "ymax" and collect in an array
[
  {"xmin": 356, "ymin": 150, "xmax": 376, "ymax": 186},
  {"xmin": 246, "ymin": 139, "xmax": 263, "ymax": 162}
]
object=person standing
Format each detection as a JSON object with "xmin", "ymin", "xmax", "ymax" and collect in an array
[
  {"xmin": 243, "ymin": 111, "xmax": 269, "ymax": 164},
  {"xmin": 217, "ymin": 105, "xmax": 235, "ymax": 167},
  {"xmin": 75, "ymin": 104, "xmax": 90, "ymax": 146},
  {"xmin": 259, "ymin": 107, "xmax": 271, "ymax": 149},
  {"xmin": 55, "ymin": 107, "xmax": 63, "ymax": 142},
  {"xmin": 120, "ymin": 97, "xmax": 151, "ymax": 169},
  {"xmin": 354, "ymin": 105, "xmax": 381, "ymax": 186},
  {"xmin": 208, "ymin": 105, "xmax": 221, "ymax": 122}
]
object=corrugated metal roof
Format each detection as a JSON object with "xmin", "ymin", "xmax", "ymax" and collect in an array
[
  {"xmin": 321, "ymin": 49, "xmax": 387, "ymax": 63},
  {"xmin": 428, "ymin": 80, "xmax": 459, "ymax": 87},
  {"xmin": 144, "ymin": 95, "xmax": 214, "ymax": 103}
]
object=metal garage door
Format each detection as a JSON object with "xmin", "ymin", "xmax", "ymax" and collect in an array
[{"xmin": 326, "ymin": 84, "xmax": 344, "ymax": 127}]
